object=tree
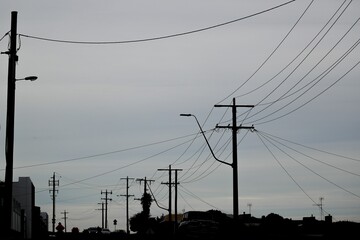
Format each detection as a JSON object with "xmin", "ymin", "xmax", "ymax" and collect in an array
[
  {"xmin": 130, "ymin": 192, "xmax": 153, "ymax": 234},
  {"xmin": 141, "ymin": 192, "xmax": 153, "ymax": 217}
]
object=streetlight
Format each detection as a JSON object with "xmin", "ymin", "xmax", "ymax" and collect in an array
[
  {"xmin": 16, "ymin": 76, "xmax": 38, "ymax": 81},
  {"xmin": 3, "ymin": 74, "xmax": 37, "ymax": 234},
  {"xmin": 181, "ymin": 113, "xmax": 254, "ymax": 221},
  {"xmin": 2, "ymin": 8, "xmax": 38, "ymax": 237},
  {"xmin": 180, "ymin": 114, "xmax": 232, "ymax": 167}
]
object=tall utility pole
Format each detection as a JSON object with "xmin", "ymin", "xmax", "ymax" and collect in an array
[
  {"xmin": 3, "ymin": 11, "xmax": 18, "ymax": 235},
  {"xmin": 215, "ymin": 98, "xmax": 254, "ymax": 220},
  {"xmin": 61, "ymin": 210, "xmax": 69, "ymax": 232},
  {"xmin": 314, "ymin": 197, "xmax": 324, "ymax": 221},
  {"xmin": 158, "ymin": 165, "xmax": 182, "ymax": 226},
  {"xmin": 174, "ymin": 168, "xmax": 181, "ymax": 228},
  {"xmin": 247, "ymin": 203, "xmax": 252, "ymax": 215},
  {"xmin": 49, "ymin": 172, "xmax": 60, "ymax": 233},
  {"xmin": 119, "ymin": 177, "xmax": 134, "ymax": 234},
  {"xmin": 101, "ymin": 190, "xmax": 112, "ymax": 229},
  {"xmin": 97, "ymin": 202, "xmax": 105, "ymax": 229}
]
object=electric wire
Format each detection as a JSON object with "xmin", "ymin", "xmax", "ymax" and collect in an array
[
  {"xmin": 178, "ymin": 184, "xmax": 219, "ymax": 210},
  {"xmin": 178, "ymin": 190, "xmax": 195, "ymax": 211},
  {"xmin": 46, "ymin": 137, "xmax": 197, "ymax": 188},
  {"xmin": 255, "ymin": 131, "xmax": 328, "ymax": 213},
  {"xmin": 255, "ymin": 34, "xmax": 360, "ymax": 108},
  {"xmin": 220, "ymin": 32, "xmax": 358, "ymax": 126},
  {"xmin": 18, "ymin": 1, "xmax": 295, "ymax": 45},
  {"xmin": 259, "ymin": 131, "xmax": 360, "ymax": 163},
  {"xmin": 257, "ymin": 130, "xmax": 360, "ymax": 177},
  {"xmin": 217, "ymin": 0, "xmax": 315, "ymax": 104},
  {"xmin": 0, "ymin": 131, "xmax": 203, "ymax": 171},
  {"xmin": 0, "ymin": 31, "xmax": 9, "ymax": 43},
  {"xmin": 252, "ymin": 53, "xmax": 360, "ymax": 125},
  {"xmin": 246, "ymin": 0, "xmax": 353, "ymax": 120},
  {"xmin": 233, "ymin": 0, "xmax": 349, "ymax": 100},
  {"xmin": 257, "ymin": 131, "xmax": 360, "ymax": 199},
  {"xmin": 246, "ymin": 7, "xmax": 358, "ymax": 123}
]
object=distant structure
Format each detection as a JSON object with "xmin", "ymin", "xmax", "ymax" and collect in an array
[
  {"xmin": 313, "ymin": 197, "xmax": 324, "ymax": 220},
  {"xmin": 13, "ymin": 177, "xmax": 35, "ymax": 238},
  {"xmin": 0, "ymin": 177, "xmax": 48, "ymax": 239}
]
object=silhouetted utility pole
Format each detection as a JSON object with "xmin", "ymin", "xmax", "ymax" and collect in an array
[
  {"xmin": 158, "ymin": 165, "xmax": 182, "ymax": 226},
  {"xmin": 313, "ymin": 197, "xmax": 324, "ymax": 221},
  {"xmin": 97, "ymin": 202, "xmax": 105, "ymax": 229},
  {"xmin": 61, "ymin": 210, "xmax": 69, "ymax": 232},
  {"xmin": 136, "ymin": 177, "xmax": 154, "ymax": 195},
  {"xmin": 101, "ymin": 190, "xmax": 112, "ymax": 229},
  {"xmin": 49, "ymin": 172, "xmax": 60, "ymax": 233},
  {"xmin": 247, "ymin": 203, "xmax": 252, "ymax": 215},
  {"xmin": 174, "ymin": 168, "xmax": 182, "ymax": 228},
  {"xmin": 2, "ymin": 11, "xmax": 17, "ymax": 235},
  {"xmin": 119, "ymin": 177, "xmax": 134, "ymax": 234},
  {"xmin": 215, "ymin": 98, "xmax": 254, "ymax": 220}
]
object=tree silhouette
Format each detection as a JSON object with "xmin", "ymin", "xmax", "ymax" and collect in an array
[{"xmin": 130, "ymin": 192, "xmax": 153, "ymax": 234}]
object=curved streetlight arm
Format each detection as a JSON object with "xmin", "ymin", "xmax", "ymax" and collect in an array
[{"xmin": 180, "ymin": 114, "xmax": 232, "ymax": 167}]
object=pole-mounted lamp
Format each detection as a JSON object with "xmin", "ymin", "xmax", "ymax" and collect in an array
[
  {"xmin": 16, "ymin": 76, "xmax": 38, "ymax": 81},
  {"xmin": 180, "ymin": 113, "xmax": 232, "ymax": 167}
]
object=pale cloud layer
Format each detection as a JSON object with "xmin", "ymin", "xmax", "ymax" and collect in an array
[{"xmin": 1, "ymin": 0, "xmax": 359, "ymax": 232}]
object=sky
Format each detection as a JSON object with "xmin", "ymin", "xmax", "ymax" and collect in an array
[{"xmin": 1, "ymin": 0, "xmax": 360, "ymax": 233}]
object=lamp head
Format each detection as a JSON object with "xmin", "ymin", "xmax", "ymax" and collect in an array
[{"xmin": 24, "ymin": 76, "xmax": 38, "ymax": 81}]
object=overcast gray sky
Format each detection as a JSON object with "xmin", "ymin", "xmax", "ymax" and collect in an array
[{"xmin": 1, "ymin": 0, "xmax": 360, "ymax": 232}]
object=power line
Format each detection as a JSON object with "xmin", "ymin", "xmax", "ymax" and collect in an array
[
  {"xmin": 245, "ymin": 7, "xmax": 359, "ymax": 123},
  {"xmin": 257, "ymin": 131, "xmax": 360, "ymax": 199},
  {"xmin": 232, "ymin": 0, "xmax": 348, "ymax": 101},
  {"xmin": 252, "ymin": 56, "xmax": 360, "ymax": 125},
  {"xmin": 259, "ymin": 130, "xmax": 360, "ymax": 163},
  {"xmin": 0, "ymin": 31, "xmax": 9, "ymax": 42},
  {"xmin": 257, "ymin": 130, "xmax": 360, "ymax": 177},
  {"xmin": 255, "ymin": 132, "xmax": 319, "ymax": 206},
  {"xmin": 217, "ymin": 0, "xmax": 315, "ymax": 104},
  {"xmin": 18, "ymin": 1, "xmax": 295, "ymax": 45},
  {"xmin": 1, "ymin": 131, "xmax": 203, "ymax": 170}
]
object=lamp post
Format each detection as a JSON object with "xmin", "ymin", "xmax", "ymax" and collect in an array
[
  {"xmin": 181, "ymin": 113, "xmax": 254, "ymax": 220},
  {"xmin": 180, "ymin": 114, "xmax": 236, "ymax": 214},
  {"xmin": 3, "ymin": 74, "xmax": 37, "ymax": 234},
  {"xmin": 180, "ymin": 114, "xmax": 231, "ymax": 167},
  {"xmin": 2, "ymin": 11, "xmax": 37, "ymax": 235}
]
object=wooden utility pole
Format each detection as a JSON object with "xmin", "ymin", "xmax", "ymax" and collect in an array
[
  {"xmin": 158, "ymin": 165, "xmax": 182, "ymax": 226},
  {"xmin": 101, "ymin": 190, "xmax": 112, "ymax": 229},
  {"xmin": 3, "ymin": 11, "xmax": 17, "ymax": 235},
  {"xmin": 97, "ymin": 202, "xmax": 105, "ymax": 229},
  {"xmin": 61, "ymin": 210, "xmax": 69, "ymax": 232},
  {"xmin": 215, "ymin": 98, "xmax": 254, "ymax": 220},
  {"xmin": 136, "ymin": 177, "xmax": 154, "ymax": 195},
  {"xmin": 120, "ymin": 177, "xmax": 134, "ymax": 234},
  {"xmin": 49, "ymin": 172, "xmax": 60, "ymax": 233}
]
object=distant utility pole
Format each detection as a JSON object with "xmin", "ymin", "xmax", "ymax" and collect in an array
[
  {"xmin": 49, "ymin": 172, "xmax": 60, "ymax": 233},
  {"xmin": 61, "ymin": 210, "xmax": 69, "ymax": 232},
  {"xmin": 136, "ymin": 177, "xmax": 155, "ymax": 195},
  {"xmin": 158, "ymin": 165, "xmax": 182, "ymax": 227},
  {"xmin": 97, "ymin": 202, "xmax": 105, "ymax": 229},
  {"xmin": 101, "ymin": 190, "xmax": 112, "ymax": 229},
  {"xmin": 119, "ymin": 177, "xmax": 134, "ymax": 234},
  {"xmin": 215, "ymin": 98, "xmax": 254, "ymax": 220},
  {"xmin": 247, "ymin": 203, "xmax": 252, "ymax": 215},
  {"xmin": 314, "ymin": 197, "xmax": 324, "ymax": 221}
]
